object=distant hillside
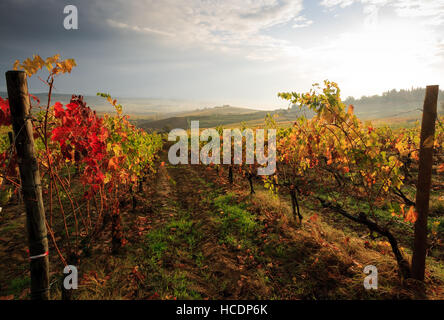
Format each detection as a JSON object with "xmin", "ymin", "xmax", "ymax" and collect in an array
[
  {"xmin": 138, "ymin": 105, "xmax": 313, "ymax": 131},
  {"xmin": 138, "ymin": 117, "xmax": 190, "ymax": 131},
  {"xmin": 345, "ymin": 87, "xmax": 444, "ymax": 120},
  {"xmin": 138, "ymin": 112, "xmax": 270, "ymax": 131},
  {"xmin": 174, "ymin": 105, "xmax": 260, "ymax": 117}
]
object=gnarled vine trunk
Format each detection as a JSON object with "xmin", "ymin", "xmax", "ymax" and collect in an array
[
  {"xmin": 317, "ymin": 197, "xmax": 412, "ymax": 280},
  {"xmin": 247, "ymin": 173, "xmax": 255, "ymax": 194},
  {"xmin": 290, "ymin": 188, "xmax": 303, "ymax": 223}
]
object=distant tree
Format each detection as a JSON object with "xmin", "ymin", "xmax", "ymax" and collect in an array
[
  {"xmin": 345, "ymin": 87, "xmax": 444, "ymax": 109},
  {"xmin": 345, "ymin": 96, "xmax": 355, "ymax": 104}
]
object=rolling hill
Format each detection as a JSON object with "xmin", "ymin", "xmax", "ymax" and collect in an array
[{"xmin": 137, "ymin": 105, "xmax": 313, "ymax": 131}]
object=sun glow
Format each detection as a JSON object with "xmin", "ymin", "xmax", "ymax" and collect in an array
[{"xmin": 315, "ymin": 20, "xmax": 443, "ymax": 97}]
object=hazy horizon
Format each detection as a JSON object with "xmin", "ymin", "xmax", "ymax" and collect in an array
[{"xmin": 1, "ymin": 86, "xmax": 439, "ymax": 112}]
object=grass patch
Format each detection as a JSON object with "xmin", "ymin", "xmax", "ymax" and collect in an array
[
  {"xmin": 7, "ymin": 276, "xmax": 30, "ymax": 297},
  {"xmin": 213, "ymin": 193, "xmax": 259, "ymax": 246},
  {"xmin": 145, "ymin": 229, "xmax": 168, "ymax": 260}
]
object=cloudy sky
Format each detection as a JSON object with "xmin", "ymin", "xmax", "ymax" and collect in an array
[{"xmin": 0, "ymin": 0, "xmax": 443, "ymax": 109}]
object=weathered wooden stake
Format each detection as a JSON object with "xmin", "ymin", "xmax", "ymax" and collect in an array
[
  {"xmin": 411, "ymin": 85, "xmax": 439, "ymax": 281},
  {"xmin": 6, "ymin": 71, "xmax": 50, "ymax": 299}
]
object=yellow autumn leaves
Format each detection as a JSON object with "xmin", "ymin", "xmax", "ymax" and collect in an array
[
  {"xmin": 13, "ymin": 54, "xmax": 76, "ymax": 77},
  {"xmin": 391, "ymin": 204, "xmax": 418, "ymax": 223}
]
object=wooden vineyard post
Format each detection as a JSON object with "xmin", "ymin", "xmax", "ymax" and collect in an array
[
  {"xmin": 6, "ymin": 71, "xmax": 50, "ymax": 299},
  {"xmin": 411, "ymin": 85, "xmax": 439, "ymax": 281}
]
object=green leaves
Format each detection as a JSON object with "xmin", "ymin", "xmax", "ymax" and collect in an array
[{"xmin": 100, "ymin": 95, "xmax": 163, "ymax": 185}]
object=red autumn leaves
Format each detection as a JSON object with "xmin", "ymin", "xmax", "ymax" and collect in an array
[
  {"xmin": 0, "ymin": 98, "xmax": 13, "ymax": 173},
  {"xmin": 51, "ymin": 96, "xmax": 109, "ymax": 194},
  {"xmin": 0, "ymin": 97, "xmax": 11, "ymax": 127}
]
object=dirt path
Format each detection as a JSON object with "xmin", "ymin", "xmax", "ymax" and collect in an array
[{"xmin": 144, "ymin": 153, "xmax": 267, "ymax": 299}]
